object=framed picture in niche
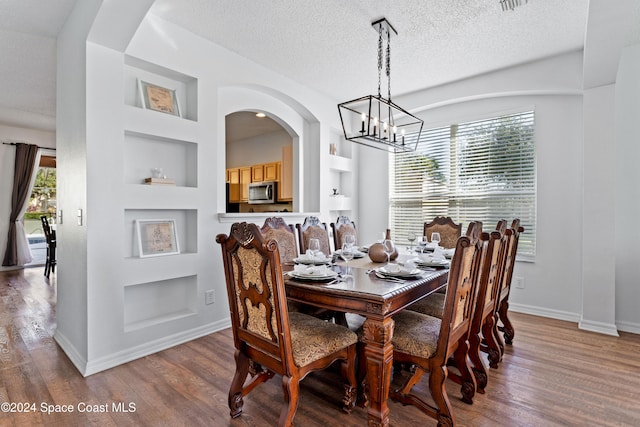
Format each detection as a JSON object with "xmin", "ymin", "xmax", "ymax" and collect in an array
[
  {"xmin": 138, "ymin": 79, "xmax": 181, "ymax": 117},
  {"xmin": 135, "ymin": 219, "xmax": 180, "ymax": 257}
]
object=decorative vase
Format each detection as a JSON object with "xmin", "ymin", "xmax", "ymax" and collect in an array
[{"xmin": 368, "ymin": 229, "xmax": 398, "ymax": 263}]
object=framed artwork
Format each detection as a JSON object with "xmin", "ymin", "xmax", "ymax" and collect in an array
[
  {"xmin": 138, "ymin": 79, "xmax": 181, "ymax": 117},
  {"xmin": 136, "ymin": 219, "xmax": 180, "ymax": 257}
]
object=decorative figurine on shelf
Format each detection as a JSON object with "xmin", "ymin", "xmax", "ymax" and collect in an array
[{"xmin": 332, "ymin": 188, "xmax": 339, "ymax": 196}]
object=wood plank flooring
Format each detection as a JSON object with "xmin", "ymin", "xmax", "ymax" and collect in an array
[{"xmin": 1, "ymin": 268, "xmax": 639, "ymax": 426}]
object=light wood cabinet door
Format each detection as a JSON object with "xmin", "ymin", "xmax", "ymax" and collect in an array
[
  {"xmin": 264, "ymin": 162, "xmax": 278, "ymax": 181},
  {"xmin": 228, "ymin": 168, "xmax": 241, "ymax": 202},
  {"xmin": 278, "ymin": 146, "xmax": 293, "ymax": 201},
  {"xmin": 240, "ymin": 167, "xmax": 252, "ymax": 201},
  {"xmin": 251, "ymin": 164, "xmax": 264, "ymax": 182}
]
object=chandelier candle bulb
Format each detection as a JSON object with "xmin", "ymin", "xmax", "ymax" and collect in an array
[
  {"xmin": 361, "ymin": 113, "xmax": 366, "ymax": 133},
  {"xmin": 393, "ymin": 125, "xmax": 397, "ymax": 142}
]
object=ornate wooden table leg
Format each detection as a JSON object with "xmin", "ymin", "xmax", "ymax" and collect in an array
[{"xmin": 361, "ymin": 317, "xmax": 395, "ymax": 427}]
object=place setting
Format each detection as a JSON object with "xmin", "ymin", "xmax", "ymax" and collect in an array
[
  {"xmin": 293, "ymin": 238, "xmax": 333, "ymax": 265},
  {"xmin": 287, "ymin": 264, "xmax": 339, "ymax": 282}
]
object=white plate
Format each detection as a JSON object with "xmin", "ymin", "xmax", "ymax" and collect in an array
[
  {"xmin": 414, "ymin": 258, "xmax": 450, "ymax": 268},
  {"xmin": 288, "ymin": 269, "xmax": 338, "ymax": 281},
  {"xmin": 293, "ymin": 256, "xmax": 333, "ymax": 265},
  {"xmin": 376, "ymin": 266, "xmax": 422, "ymax": 278},
  {"xmin": 334, "ymin": 249, "xmax": 366, "ymax": 258}
]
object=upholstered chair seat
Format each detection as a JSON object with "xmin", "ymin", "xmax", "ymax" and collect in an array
[
  {"xmin": 408, "ymin": 293, "xmax": 445, "ymax": 319},
  {"xmin": 391, "ymin": 310, "xmax": 441, "ymax": 359},
  {"xmin": 288, "ymin": 311, "xmax": 357, "ymax": 366}
]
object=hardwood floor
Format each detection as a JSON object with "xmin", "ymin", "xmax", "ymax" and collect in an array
[{"xmin": 1, "ymin": 268, "xmax": 640, "ymax": 426}]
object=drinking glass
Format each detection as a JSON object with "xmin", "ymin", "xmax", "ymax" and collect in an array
[
  {"xmin": 431, "ymin": 232, "xmax": 441, "ymax": 246},
  {"xmin": 382, "ymin": 239, "xmax": 395, "ymax": 264},
  {"xmin": 344, "ymin": 234, "xmax": 356, "ymax": 247},
  {"xmin": 417, "ymin": 236, "xmax": 428, "ymax": 253},
  {"xmin": 341, "ymin": 242, "xmax": 354, "ymax": 275},
  {"xmin": 407, "ymin": 231, "xmax": 416, "ymax": 252},
  {"xmin": 308, "ymin": 238, "xmax": 321, "ymax": 258}
]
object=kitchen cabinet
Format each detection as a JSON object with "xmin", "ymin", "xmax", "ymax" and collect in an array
[
  {"xmin": 278, "ymin": 145, "xmax": 293, "ymax": 201},
  {"xmin": 227, "ymin": 166, "xmax": 251, "ymax": 202},
  {"xmin": 264, "ymin": 162, "xmax": 278, "ymax": 181},
  {"xmin": 251, "ymin": 164, "xmax": 264, "ymax": 182}
]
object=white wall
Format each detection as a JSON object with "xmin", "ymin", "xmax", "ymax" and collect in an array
[
  {"xmin": 614, "ymin": 44, "xmax": 640, "ymax": 333},
  {"xmin": 0, "ymin": 125, "xmax": 55, "ymax": 271},
  {"xmin": 226, "ymin": 130, "xmax": 292, "ymax": 168}
]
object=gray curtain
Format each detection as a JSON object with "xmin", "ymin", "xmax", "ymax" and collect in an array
[{"xmin": 2, "ymin": 143, "xmax": 39, "ymax": 266}]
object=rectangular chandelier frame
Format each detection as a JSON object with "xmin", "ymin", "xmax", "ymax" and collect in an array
[{"xmin": 338, "ymin": 94, "xmax": 423, "ymax": 153}]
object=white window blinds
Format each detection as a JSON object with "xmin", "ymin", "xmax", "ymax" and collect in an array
[{"xmin": 389, "ymin": 110, "xmax": 536, "ymax": 259}]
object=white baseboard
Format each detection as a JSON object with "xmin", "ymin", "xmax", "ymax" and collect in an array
[
  {"xmin": 578, "ymin": 318, "xmax": 619, "ymax": 337},
  {"xmin": 53, "ymin": 329, "xmax": 88, "ymax": 374},
  {"xmin": 56, "ymin": 318, "xmax": 231, "ymax": 377},
  {"xmin": 509, "ymin": 302, "xmax": 581, "ymax": 323},
  {"xmin": 615, "ymin": 320, "xmax": 640, "ymax": 335}
]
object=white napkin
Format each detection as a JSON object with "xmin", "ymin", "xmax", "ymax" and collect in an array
[
  {"xmin": 293, "ymin": 264, "xmax": 330, "ymax": 275},
  {"xmin": 304, "ymin": 250, "xmax": 326, "ymax": 260},
  {"xmin": 443, "ymin": 248, "xmax": 455, "ymax": 258},
  {"xmin": 380, "ymin": 263, "xmax": 419, "ymax": 275}
]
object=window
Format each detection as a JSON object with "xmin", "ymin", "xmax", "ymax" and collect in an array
[{"xmin": 390, "ymin": 110, "xmax": 536, "ymax": 260}]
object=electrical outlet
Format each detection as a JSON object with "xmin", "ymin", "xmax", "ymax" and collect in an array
[
  {"xmin": 205, "ymin": 290, "xmax": 215, "ymax": 305},
  {"xmin": 514, "ymin": 277, "xmax": 525, "ymax": 289}
]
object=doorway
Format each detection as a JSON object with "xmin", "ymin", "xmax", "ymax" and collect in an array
[{"xmin": 25, "ymin": 155, "xmax": 56, "ymax": 267}]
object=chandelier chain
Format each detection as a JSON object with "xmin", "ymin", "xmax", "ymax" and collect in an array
[
  {"xmin": 377, "ymin": 24, "xmax": 383, "ymax": 97},
  {"xmin": 386, "ymin": 28, "xmax": 391, "ymax": 102}
]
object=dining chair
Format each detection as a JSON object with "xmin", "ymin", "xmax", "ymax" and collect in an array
[
  {"xmin": 465, "ymin": 222, "xmax": 508, "ymax": 392},
  {"xmin": 260, "ymin": 216, "xmax": 298, "ymax": 264},
  {"xmin": 260, "ymin": 216, "xmax": 330, "ymax": 317},
  {"xmin": 387, "ymin": 221, "xmax": 485, "ymax": 426},
  {"xmin": 330, "ymin": 215, "xmax": 358, "ymax": 250},
  {"xmin": 216, "ymin": 222, "xmax": 358, "ymax": 426},
  {"xmin": 40, "ymin": 215, "xmax": 56, "ymax": 278},
  {"xmin": 494, "ymin": 219, "xmax": 524, "ymax": 353},
  {"xmin": 423, "ymin": 216, "xmax": 462, "ymax": 249},
  {"xmin": 296, "ymin": 216, "xmax": 332, "ymax": 256}
]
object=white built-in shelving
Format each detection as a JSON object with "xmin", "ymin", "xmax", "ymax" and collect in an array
[{"xmin": 121, "ymin": 55, "xmax": 200, "ymax": 331}]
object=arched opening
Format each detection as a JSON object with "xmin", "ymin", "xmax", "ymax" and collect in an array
[{"xmin": 225, "ymin": 110, "xmax": 294, "ymax": 213}]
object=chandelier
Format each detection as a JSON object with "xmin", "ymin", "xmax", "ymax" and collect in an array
[{"xmin": 338, "ymin": 18, "xmax": 423, "ymax": 153}]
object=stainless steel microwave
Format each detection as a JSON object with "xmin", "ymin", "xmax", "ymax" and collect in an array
[{"xmin": 248, "ymin": 181, "xmax": 277, "ymax": 204}]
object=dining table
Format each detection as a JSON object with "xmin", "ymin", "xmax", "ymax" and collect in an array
[{"xmin": 283, "ymin": 254, "xmax": 449, "ymax": 427}]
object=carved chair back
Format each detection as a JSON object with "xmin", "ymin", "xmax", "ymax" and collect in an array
[
  {"xmin": 423, "ymin": 216, "xmax": 462, "ymax": 249},
  {"xmin": 217, "ymin": 222, "xmax": 293, "ymax": 374},
  {"xmin": 296, "ymin": 216, "xmax": 332, "ymax": 256},
  {"xmin": 260, "ymin": 217, "xmax": 298, "ymax": 264},
  {"xmin": 330, "ymin": 215, "xmax": 358, "ymax": 249}
]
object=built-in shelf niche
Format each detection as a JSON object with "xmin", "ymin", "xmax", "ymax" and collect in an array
[
  {"xmin": 124, "ymin": 55, "xmax": 198, "ymax": 122},
  {"xmin": 124, "ymin": 130, "xmax": 197, "ymax": 187},
  {"xmin": 124, "ymin": 209, "xmax": 197, "ymax": 258},
  {"xmin": 124, "ymin": 275, "xmax": 197, "ymax": 332}
]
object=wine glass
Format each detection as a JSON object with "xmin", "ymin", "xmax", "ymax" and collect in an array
[
  {"xmin": 407, "ymin": 231, "xmax": 416, "ymax": 252},
  {"xmin": 431, "ymin": 232, "xmax": 441, "ymax": 247},
  {"xmin": 417, "ymin": 236, "xmax": 428, "ymax": 254},
  {"xmin": 382, "ymin": 239, "xmax": 395, "ymax": 264},
  {"xmin": 308, "ymin": 238, "xmax": 321, "ymax": 259},
  {"xmin": 340, "ymin": 242, "xmax": 354, "ymax": 275},
  {"xmin": 343, "ymin": 234, "xmax": 356, "ymax": 252}
]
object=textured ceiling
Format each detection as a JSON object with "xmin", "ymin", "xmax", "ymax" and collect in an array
[
  {"xmin": 2, "ymin": 0, "xmax": 640, "ymax": 134},
  {"xmin": 0, "ymin": 0, "xmax": 76, "ymax": 130},
  {"xmin": 150, "ymin": 0, "xmax": 589, "ymax": 102}
]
